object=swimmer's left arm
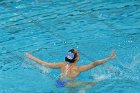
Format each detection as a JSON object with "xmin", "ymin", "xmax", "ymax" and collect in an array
[
  {"xmin": 25, "ymin": 53, "xmax": 65, "ymax": 68},
  {"xmin": 78, "ymin": 50, "xmax": 116, "ymax": 72}
]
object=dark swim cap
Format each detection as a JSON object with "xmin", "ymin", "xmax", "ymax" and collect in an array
[{"xmin": 65, "ymin": 49, "xmax": 77, "ymax": 63}]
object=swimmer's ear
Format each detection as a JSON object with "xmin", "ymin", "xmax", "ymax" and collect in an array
[{"xmin": 75, "ymin": 54, "xmax": 80, "ymax": 61}]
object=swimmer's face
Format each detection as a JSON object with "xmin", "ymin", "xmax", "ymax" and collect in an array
[{"xmin": 73, "ymin": 49, "xmax": 80, "ymax": 61}]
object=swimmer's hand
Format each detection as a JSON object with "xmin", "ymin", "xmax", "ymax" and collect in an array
[
  {"xmin": 109, "ymin": 50, "xmax": 116, "ymax": 60},
  {"xmin": 25, "ymin": 52, "xmax": 34, "ymax": 59}
]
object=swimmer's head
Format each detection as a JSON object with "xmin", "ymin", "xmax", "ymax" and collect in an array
[{"xmin": 65, "ymin": 49, "xmax": 80, "ymax": 63}]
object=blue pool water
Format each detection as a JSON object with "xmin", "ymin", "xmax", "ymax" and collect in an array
[{"xmin": 0, "ymin": 0, "xmax": 140, "ymax": 93}]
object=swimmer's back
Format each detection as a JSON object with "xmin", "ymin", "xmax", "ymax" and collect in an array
[{"xmin": 60, "ymin": 62, "xmax": 80, "ymax": 79}]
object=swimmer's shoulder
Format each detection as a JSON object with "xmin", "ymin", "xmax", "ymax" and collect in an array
[{"xmin": 58, "ymin": 62, "xmax": 67, "ymax": 67}]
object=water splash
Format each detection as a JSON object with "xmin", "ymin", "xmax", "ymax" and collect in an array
[
  {"xmin": 21, "ymin": 57, "xmax": 52, "ymax": 77},
  {"xmin": 90, "ymin": 53, "xmax": 140, "ymax": 81}
]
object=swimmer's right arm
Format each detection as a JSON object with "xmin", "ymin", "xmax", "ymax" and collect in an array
[{"xmin": 25, "ymin": 53, "xmax": 64, "ymax": 68}]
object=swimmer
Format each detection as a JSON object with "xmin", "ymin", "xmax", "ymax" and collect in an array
[{"xmin": 25, "ymin": 49, "xmax": 116, "ymax": 88}]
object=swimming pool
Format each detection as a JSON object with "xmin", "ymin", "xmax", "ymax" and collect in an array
[{"xmin": 0, "ymin": 0, "xmax": 140, "ymax": 93}]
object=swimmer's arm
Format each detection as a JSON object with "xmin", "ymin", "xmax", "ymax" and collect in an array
[
  {"xmin": 25, "ymin": 53, "xmax": 64, "ymax": 68},
  {"xmin": 78, "ymin": 50, "xmax": 116, "ymax": 72},
  {"xmin": 78, "ymin": 57, "xmax": 112, "ymax": 71}
]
